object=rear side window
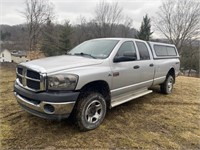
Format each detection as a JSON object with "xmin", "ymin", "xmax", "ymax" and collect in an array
[
  {"xmin": 136, "ymin": 41, "xmax": 150, "ymax": 60},
  {"xmin": 154, "ymin": 45, "xmax": 177, "ymax": 56}
]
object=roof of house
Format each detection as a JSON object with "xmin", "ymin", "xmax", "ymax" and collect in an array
[
  {"xmin": 184, "ymin": 69, "xmax": 197, "ymax": 73},
  {"xmin": 0, "ymin": 49, "xmax": 10, "ymax": 53},
  {"xmin": 11, "ymin": 50, "xmax": 27, "ymax": 57}
]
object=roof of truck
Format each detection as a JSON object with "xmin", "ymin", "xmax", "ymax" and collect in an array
[
  {"xmin": 89, "ymin": 38, "xmax": 176, "ymax": 47},
  {"xmin": 148, "ymin": 41, "xmax": 176, "ymax": 47},
  {"xmin": 89, "ymin": 37, "xmax": 143, "ymax": 41}
]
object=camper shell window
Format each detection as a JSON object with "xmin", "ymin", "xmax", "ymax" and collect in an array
[{"xmin": 154, "ymin": 45, "xmax": 177, "ymax": 56}]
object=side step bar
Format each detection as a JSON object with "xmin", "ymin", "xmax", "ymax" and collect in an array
[{"xmin": 111, "ymin": 89, "xmax": 153, "ymax": 108}]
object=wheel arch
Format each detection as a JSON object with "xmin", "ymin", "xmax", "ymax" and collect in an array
[
  {"xmin": 78, "ymin": 80, "xmax": 111, "ymax": 108},
  {"xmin": 167, "ymin": 68, "xmax": 175, "ymax": 83}
]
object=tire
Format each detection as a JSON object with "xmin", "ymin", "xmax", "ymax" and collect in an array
[
  {"xmin": 74, "ymin": 92, "xmax": 107, "ymax": 131},
  {"xmin": 160, "ymin": 75, "xmax": 174, "ymax": 94}
]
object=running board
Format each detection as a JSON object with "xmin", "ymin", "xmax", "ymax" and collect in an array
[{"xmin": 111, "ymin": 89, "xmax": 153, "ymax": 108}]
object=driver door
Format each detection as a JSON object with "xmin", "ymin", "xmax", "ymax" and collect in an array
[{"xmin": 110, "ymin": 41, "xmax": 141, "ymax": 97}]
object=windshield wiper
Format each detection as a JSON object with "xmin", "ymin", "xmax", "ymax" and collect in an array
[{"xmin": 74, "ymin": 52, "xmax": 96, "ymax": 59}]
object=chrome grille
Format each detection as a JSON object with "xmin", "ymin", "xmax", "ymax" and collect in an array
[{"xmin": 16, "ymin": 66, "xmax": 46, "ymax": 92}]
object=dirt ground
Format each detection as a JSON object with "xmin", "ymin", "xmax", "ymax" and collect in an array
[{"xmin": 0, "ymin": 63, "xmax": 200, "ymax": 149}]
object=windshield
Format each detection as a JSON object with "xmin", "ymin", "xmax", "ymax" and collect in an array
[{"xmin": 68, "ymin": 39, "xmax": 119, "ymax": 59}]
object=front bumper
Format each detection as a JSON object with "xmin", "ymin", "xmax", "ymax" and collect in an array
[{"xmin": 14, "ymin": 82, "xmax": 80, "ymax": 119}]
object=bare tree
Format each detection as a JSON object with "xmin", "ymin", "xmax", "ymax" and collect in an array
[
  {"xmin": 181, "ymin": 39, "xmax": 200, "ymax": 76},
  {"xmin": 22, "ymin": 0, "xmax": 54, "ymax": 51},
  {"xmin": 119, "ymin": 16, "xmax": 133, "ymax": 37},
  {"xmin": 74, "ymin": 16, "xmax": 91, "ymax": 44},
  {"xmin": 154, "ymin": 0, "xmax": 200, "ymax": 54},
  {"xmin": 94, "ymin": 1, "xmax": 123, "ymax": 37}
]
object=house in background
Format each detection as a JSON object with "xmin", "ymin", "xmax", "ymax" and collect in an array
[
  {"xmin": 11, "ymin": 50, "xmax": 29, "ymax": 63},
  {"xmin": 0, "ymin": 49, "xmax": 44, "ymax": 64},
  {"xmin": 0, "ymin": 49, "xmax": 12, "ymax": 62},
  {"xmin": 183, "ymin": 69, "xmax": 197, "ymax": 77}
]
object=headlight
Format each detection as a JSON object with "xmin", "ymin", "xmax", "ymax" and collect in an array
[{"xmin": 48, "ymin": 74, "xmax": 78, "ymax": 90}]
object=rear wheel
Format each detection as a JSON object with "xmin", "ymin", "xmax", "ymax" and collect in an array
[
  {"xmin": 74, "ymin": 92, "xmax": 107, "ymax": 131},
  {"xmin": 160, "ymin": 75, "xmax": 174, "ymax": 94}
]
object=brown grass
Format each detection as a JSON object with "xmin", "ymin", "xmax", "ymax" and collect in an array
[{"xmin": 0, "ymin": 63, "xmax": 200, "ymax": 149}]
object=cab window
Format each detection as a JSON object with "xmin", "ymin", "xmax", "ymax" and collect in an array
[
  {"xmin": 116, "ymin": 41, "xmax": 137, "ymax": 58},
  {"xmin": 136, "ymin": 41, "xmax": 150, "ymax": 60}
]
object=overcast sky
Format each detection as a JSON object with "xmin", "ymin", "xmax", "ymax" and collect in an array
[{"xmin": 0, "ymin": 0, "xmax": 163, "ymax": 36}]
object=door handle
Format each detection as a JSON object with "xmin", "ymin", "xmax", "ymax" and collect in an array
[
  {"xmin": 149, "ymin": 63, "xmax": 154, "ymax": 67},
  {"xmin": 133, "ymin": 65, "xmax": 140, "ymax": 69}
]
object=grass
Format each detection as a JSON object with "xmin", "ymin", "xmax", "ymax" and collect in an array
[{"xmin": 0, "ymin": 63, "xmax": 200, "ymax": 149}]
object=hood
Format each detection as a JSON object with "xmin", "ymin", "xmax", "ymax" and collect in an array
[{"xmin": 20, "ymin": 55, "xmax": 103, "ymax": 73}]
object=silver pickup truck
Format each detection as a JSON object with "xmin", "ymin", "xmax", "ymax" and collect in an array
[{"xmin": 14, "ymin": 38, "xmax": 180, "ymax": 131}]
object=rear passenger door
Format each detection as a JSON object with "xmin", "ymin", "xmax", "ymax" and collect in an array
[{"xmin": 135, "ymin": 41, "xmax": 154, "ymax": 87}]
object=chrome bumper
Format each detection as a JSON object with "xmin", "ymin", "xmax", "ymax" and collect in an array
[{"xmin": 14, "ymin": 92, "xmax": 75, "ymax": 115}]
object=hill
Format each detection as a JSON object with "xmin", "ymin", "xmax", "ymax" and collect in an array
[{"xmin": 0, "ymin": 63, "xmax": 199, "ymax": 149}]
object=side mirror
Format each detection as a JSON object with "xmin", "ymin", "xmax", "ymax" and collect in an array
[
  {"xmin": 113, "ymin": 56, "xmax": 136, "ymax": 63},
  {"xmin": 113, "ymin": 51, "xmax": 137, "ymax": 63}
]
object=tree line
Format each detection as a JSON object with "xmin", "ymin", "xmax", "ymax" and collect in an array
[{"xmin": 1, "ymin": 0, "xmax": 199, "ymax": 76}]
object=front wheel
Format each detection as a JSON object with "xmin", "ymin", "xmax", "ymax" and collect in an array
[
  {"xmin": 75, "ymin": 92, "xmax": 107, "ymax": 131},
  {"xmin": 160, "ymin": 75, "xmax": 174, "ymax": 94}
]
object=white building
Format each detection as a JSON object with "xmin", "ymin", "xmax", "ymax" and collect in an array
[
  {"xmin": 0, "ymin": 49, "xmax": 12, "ymax": 62},
  {"xmin": 183, "ymin": 69, "xmax": 197, "ymax": 77},
  {"xmin": 11, "ymin": 50, "xmax": 29, "ymax": 63}
]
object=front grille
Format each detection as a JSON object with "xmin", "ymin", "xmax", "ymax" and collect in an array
[
  {"xmin": 27, "ymin": 79, "xmax": 40, "ymax": 90},
  {"xmin": 17, "ymin": 74, "xmax": 22, "ymax": 83},
  {"xmin": 27, "ymin": 69, "xmax": 40, "ymax": 79},
  {"xmin": 17, "ymin": 67, "xmax": 23, "ymax": 75},
  {"xmin": 16, "ymin": 66, "xmax": 46, "ymax": 92}
]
